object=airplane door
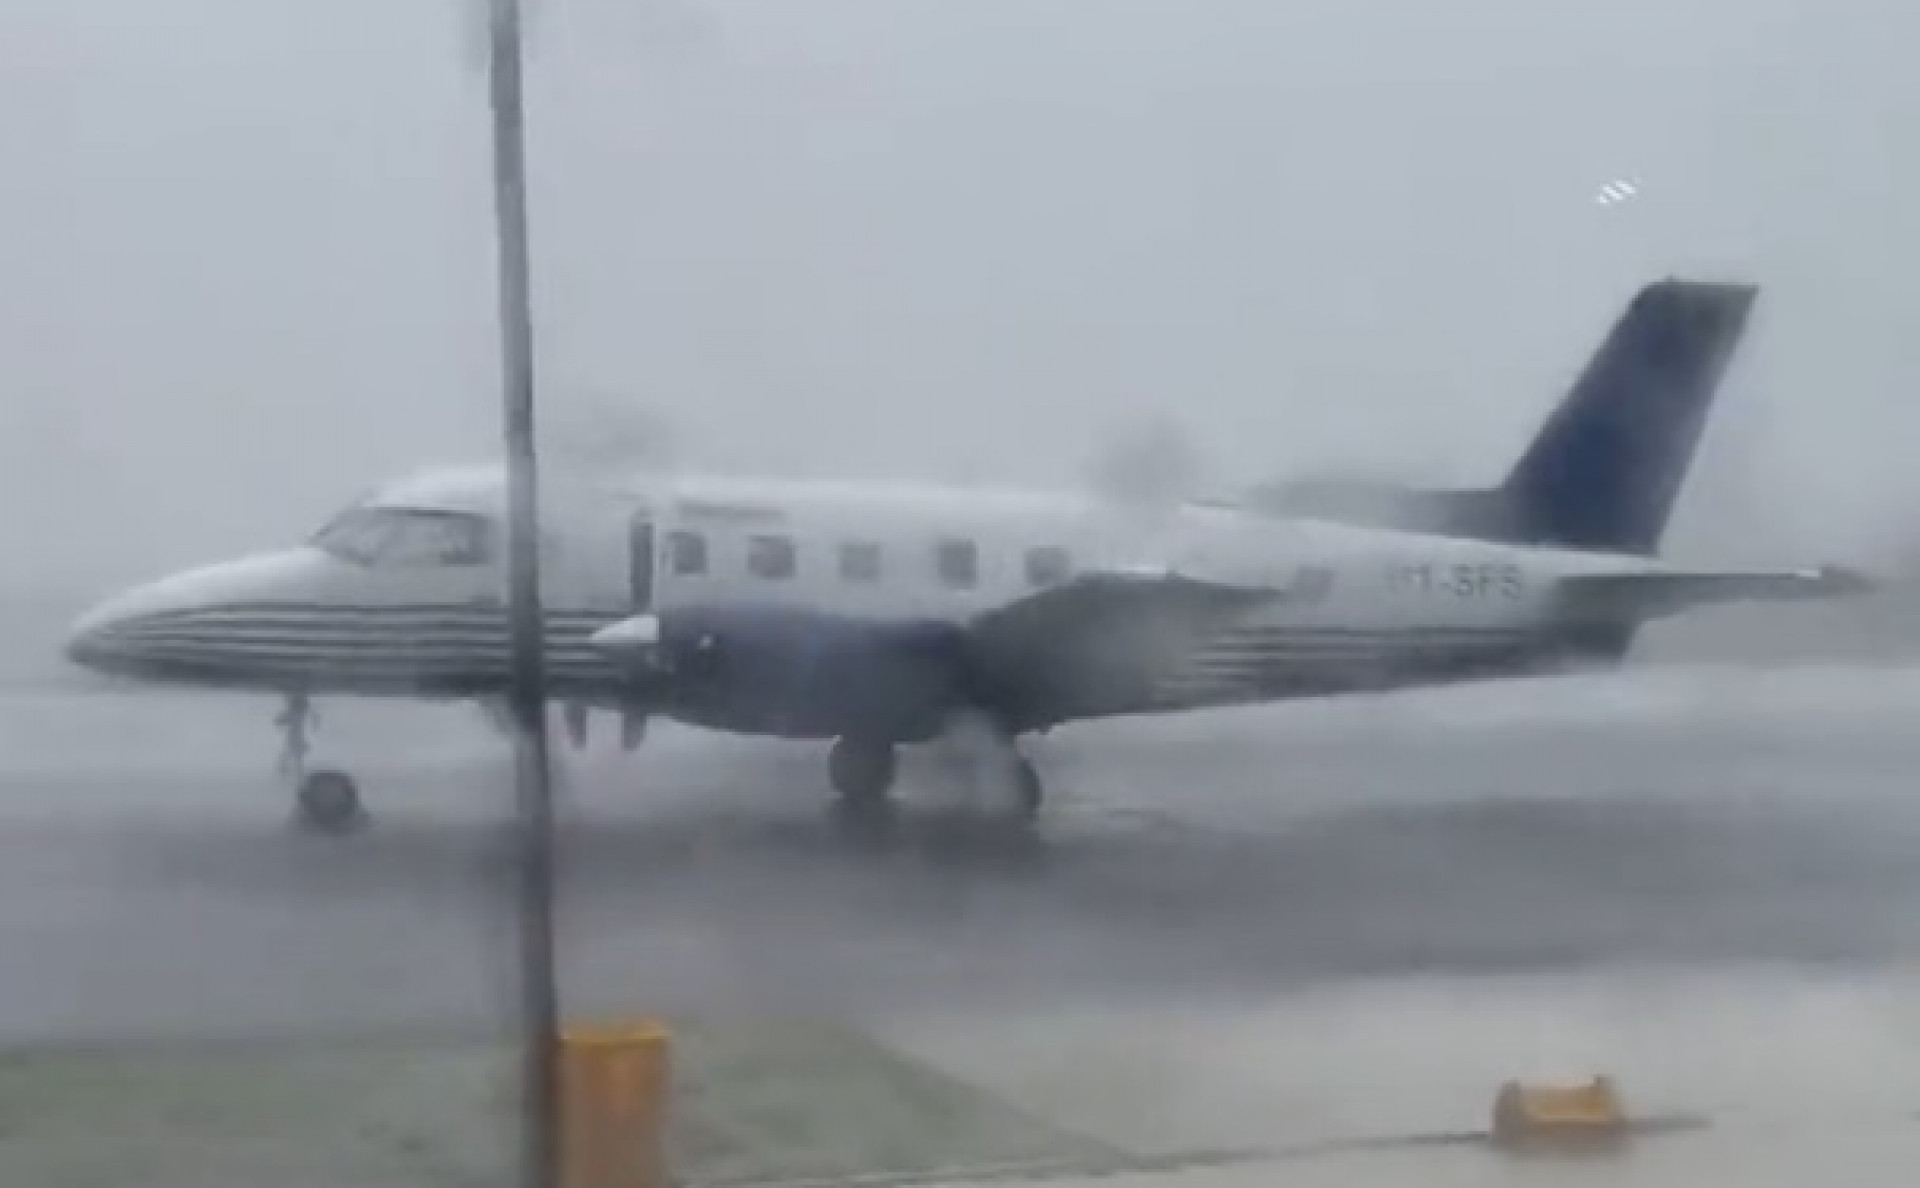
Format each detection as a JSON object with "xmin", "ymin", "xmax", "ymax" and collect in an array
[{"xmin": 628, "ymin": 515, "xmax": 656, "ymax": 613}]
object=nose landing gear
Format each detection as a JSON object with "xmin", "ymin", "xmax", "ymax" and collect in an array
[{"xmin": 277, "ymin": 693, "xmax": 366, "ymax": 835}]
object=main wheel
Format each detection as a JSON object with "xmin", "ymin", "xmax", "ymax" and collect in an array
[{"xmin": 295, "ymin": 768, "xmax": 366, "ymax": 834}]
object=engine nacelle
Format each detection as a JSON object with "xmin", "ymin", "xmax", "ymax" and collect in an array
[{"xmin": 592, "ymin": 604, "xmax": 963, "ymax": 742}]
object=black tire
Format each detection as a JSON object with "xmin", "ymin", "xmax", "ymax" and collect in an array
[
  {"xmin": 295, "ymin": 769, "xmax": 365, "ymax": 834},
  {"xmin": 827, "ymin": 789, "xmax": 898, "ymax": 838},
  {"xmin": 827, "ymin": 739, "xmax": 898, "ymax": 839}
]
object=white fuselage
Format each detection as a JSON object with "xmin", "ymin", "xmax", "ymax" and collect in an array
[{"xmin": 65, "ymin": 463, "xmax": 1652, "ymax": 731}]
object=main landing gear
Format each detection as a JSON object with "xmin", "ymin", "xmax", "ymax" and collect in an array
[
  {"xmin": 827, "ymin": 738, "xmax": 899, "ymax": 830},
  {"xmin": 277, "ymin": 693, "xmax": 367, "ymax": 835},
  {"xmin": 826, "ymin": 733, "xmax": 1045, "ymax": 832}
]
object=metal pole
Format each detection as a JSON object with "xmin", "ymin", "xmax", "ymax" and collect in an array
[{"xmin": 483, "ymin": 1, "xmax": 561, "ymax": 1186}]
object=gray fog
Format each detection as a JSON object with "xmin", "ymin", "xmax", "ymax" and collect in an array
[{"xmin": 5, "ymin": 0, "xmax": 1916, "ymax": 594}]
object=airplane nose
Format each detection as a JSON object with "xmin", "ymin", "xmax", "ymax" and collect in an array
[
  {"xmin": 64, "ymin": 622, "xmax": 100, "ymax": 668},
  {"xmin": 63, "ymin": 565, "xmax": 262, "ymax": 676},
  {"xmin": 61, "ymin": 549, "xmax": 334, "ymax": 683},
  {"xmin": 63, "ymin": 589, "xmax": 153, "ymax": 675}
]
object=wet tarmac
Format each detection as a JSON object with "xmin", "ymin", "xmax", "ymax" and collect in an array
[
  {"xmin": 2, "ymin": 660, "xmax": 1917, "ymax": 1041},
  {"xmin": 6, "ymin": 641, "xmax": 1920, "ymax": 1185}
]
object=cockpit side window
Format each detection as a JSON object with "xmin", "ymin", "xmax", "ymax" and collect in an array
[
  {"xmin": 309, "ymin": 509, "xmax": 394, "ymax": 566},
  {"xmin": 311, "ymin": 508, "xmax": 494, "ymax": 568}
]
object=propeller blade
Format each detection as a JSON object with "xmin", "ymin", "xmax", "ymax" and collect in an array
[
  {"xmin": 620, "ymin": 710, "xmax": 647, "ymax": 751},
  {"xmin": 562, "ymin": 701, "xmax": 589, "ymax": 748}
]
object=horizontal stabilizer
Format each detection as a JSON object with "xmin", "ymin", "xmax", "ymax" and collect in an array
[{"xmin": 1555, "ymin": 565, "xmax": 1877, "ymax": 624}]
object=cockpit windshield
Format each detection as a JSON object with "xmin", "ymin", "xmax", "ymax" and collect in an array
[{"xmin": 309, "ymin": 507, "xmax": 494, "ymax": 568}]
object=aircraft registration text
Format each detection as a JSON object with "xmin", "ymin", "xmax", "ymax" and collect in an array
[{"xmin": 1386, "ymin": 561, "xmax": 1525, "ymax": 598}]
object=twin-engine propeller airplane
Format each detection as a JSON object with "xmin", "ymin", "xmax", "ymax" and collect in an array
[{"xmin": 64, "ymin": 279, "xmax": 1872, "ymax": 834}]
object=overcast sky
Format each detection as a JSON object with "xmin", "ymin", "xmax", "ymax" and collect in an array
[{"xmin": 4, "ymin": 0, "xmax": 1915, "ymax": 590}]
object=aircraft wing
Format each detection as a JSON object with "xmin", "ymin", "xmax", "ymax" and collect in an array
[
  {"xmin": 958, "ymin": 568, "xmax": 1299, "ymax": 728},
  {"xmin": 1553, "ymin": 565, "xmax": 1877, "ymax": 624},
  {"xmin": 587, "ymin": 567, "xmax": 1310, "ymax": 736}
]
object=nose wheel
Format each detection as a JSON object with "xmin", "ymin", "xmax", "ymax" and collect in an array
[
  {"xmin": 295, "ymin": 768, "xmax": 365, "ymax": 833},
  {"xmin": 277, "ymin": 694, "xmax": 367, "ymax": 835}
]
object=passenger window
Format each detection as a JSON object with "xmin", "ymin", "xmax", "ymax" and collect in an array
[
  {"xmin": 1024, "ymin": 545, "xmax": 1072, "ymax": 587},
  {"xmin": 746, "ymin": 534, "xmax": 797, "ymax": 580},
  {"xmin": 665, "ymin": 530, "xmax": 707, "ymax": 576},
  {"xmin": 934, "ymin": 538, "xmax": 978, "ymax": 588},
  {"xmin": 839, "ymin": 541, "xmax": 882, "ymax": 583}
]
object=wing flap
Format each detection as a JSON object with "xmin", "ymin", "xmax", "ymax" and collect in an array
[{"xmin": 962, "ymin": 569, "xmax": 1301, "ymax": 727}]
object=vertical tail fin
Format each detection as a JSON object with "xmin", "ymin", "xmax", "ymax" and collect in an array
[{"xmin": 1499, "ymin": 279, "xmax": 1758, "ymax": 556}]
